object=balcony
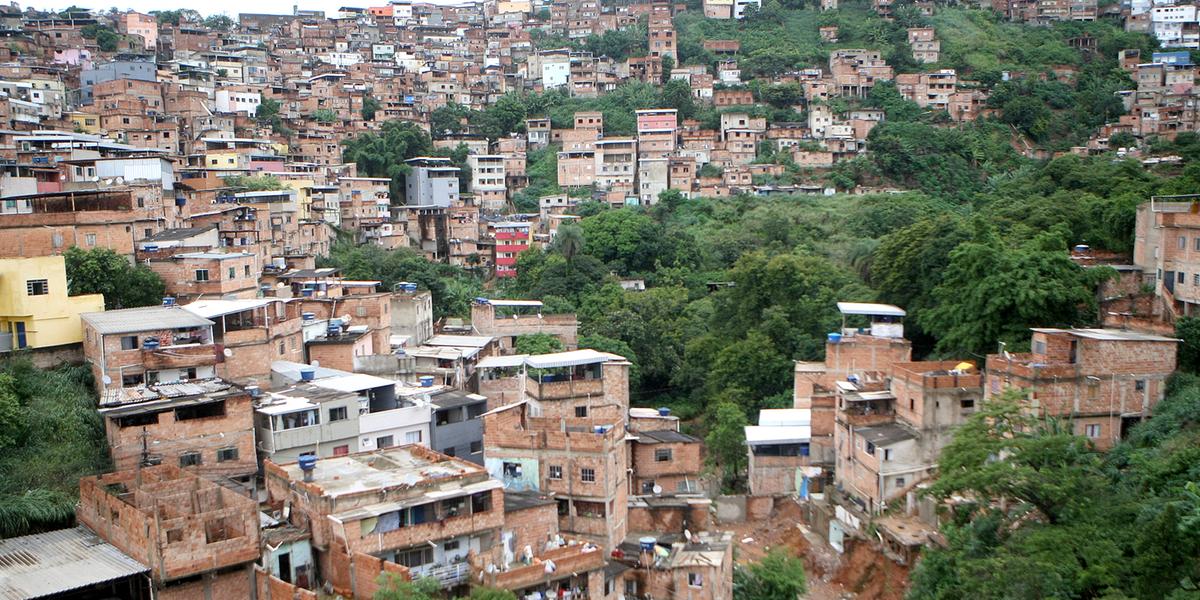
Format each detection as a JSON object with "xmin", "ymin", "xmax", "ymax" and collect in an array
[
  {"xmin": 410, "ymin": 561, "xmax": 470, "ymax": 586},
  {"xmin": 526, "ymin": 376, "xmax": 603, "ymax": 401},
  {"xmin": 141, "ymin": 343, "xmax": 222, "ymax": 370}
]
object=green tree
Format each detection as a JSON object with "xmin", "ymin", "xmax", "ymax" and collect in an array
[
  {"xmin": 580, "ymin": 209, "xmax": 672, "ymax": 274},
  {"xmin": 552, "ymin": 223, "xmax": 585, "ymax": 264},
  {"xmin": 461, "ymin": 588, "xmax": 518, "ymax": 600},
  {"xmin": 705, "ymin": 401, "xmax": 748, "ymax": 490},
  {"xmin": 373, "ymin": 575, "xmax": 439, "ymax": 600},
  {"xmin": 202, "ymin": 14, "xmax": 235, "ymax": 31},
  {"xmin": 311, "ymin": 108, "xmax": 337, "ymax": 123},
  {"xmin": 660, "ymin": 78, "xmax": 696, "ymax": 120},
  {"xmin": 735, "ymin": 549, "xmax": 808, "ymax": 600},
  {"xmin": 0, "ymin": 374, "xmax": 23, "ymax": 450},
  {"xmin": 64, "ymin": 247, "xmax": 166, "ymax": 310},
  {"xmin": 1176, "ymin": 316, "xmax": 1200, "ymax": 373},
  {"xmin": 362, "ymin": 95, "xmax": 381, "ymax": 121},
  {"xmin": 81, "ymin": 24, "xmax": 119, "ymax": 52},
  {"xmin": 341, "ymin": 121, "xmax": 434, "ymax": 200},
  {"xmin": 514, "ymin": 333, "xmax": 565, "ymax": 355},
  {"xmin": 918, "ymin": 223, "xmax": 1109, "ymax": 356},
  {"xmin": 223, "ymin": 174, "xmax": 285, "ymax": 191}
]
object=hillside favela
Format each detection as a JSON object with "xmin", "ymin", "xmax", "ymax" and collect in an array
[{"xmin": 0, "ymin": 0, "xmax": 1198, "ymax": 598}]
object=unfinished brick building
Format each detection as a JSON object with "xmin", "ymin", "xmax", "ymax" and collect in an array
[
  {"xmin": 77, "ymin": 464, "xmax": 261, "ymax": 599},
  {"xmin": 985, "ymin": 328, "xmax": 1178, "ymax": 449},
  {"xmin": 98, "ymin": 379, "xmax": 258, "ymax": 493},
  {"xmin": 470, "ymin": 298, "xmax": 579, "ymax": 351}
]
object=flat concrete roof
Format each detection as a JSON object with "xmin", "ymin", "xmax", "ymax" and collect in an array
[{"xmin": 276, "ymin": 445, "xmax": 485, "ymax": 498}]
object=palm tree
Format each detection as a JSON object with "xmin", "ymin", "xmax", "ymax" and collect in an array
[{"xmin": 553, "ymin": 223, "xmax": 584, "ymax": 265}]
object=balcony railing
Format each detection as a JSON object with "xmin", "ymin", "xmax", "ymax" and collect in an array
[{"xmin": 410, "ymin": 561, "xmax": 470, "ymax": 586}]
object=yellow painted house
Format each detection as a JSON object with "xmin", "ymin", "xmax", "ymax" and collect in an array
[{"xmin": 0, "ymin": 257, "xmax": 105, "ymax": 351}]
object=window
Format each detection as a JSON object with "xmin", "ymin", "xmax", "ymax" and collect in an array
[
  {"xmin": 175, "ymin": 401, "xmax": 225, "ymax": 421},
  {"xmin": 895, "ymin": 477, "xmax": 906, "ymax": 488},
  {"xmin": 961, "ymin": 399, "xmax": 975, "ymax": 409},
  {"xmin": 394, "ymin": 547, "xmax": 433, "ymax": 568},
  {"xmin": 195, "ymin": 269, "xmax": 209, "ymax": 282},
  {"xmin": 244, "ymin": 265, "xmax": 251, "ymax": 277},
  {"xmin": 404, "ymin": 430, "xmax": 422, "ymax": 444},
  {"xmin": 574, "ymin": 405, "xmax": 588, "ymax": 418},
  {"xmin": 179, "ymin": 452, "xmax": 202, "ymax": 467},
  {"xmin": 581, "ymin": 467, "xmax": 596, "ymax": 483},
  {"xmin": 688, "ymin": 573, "xmax": 703, "ymax": 588},
  {"xmin": 865, "ymin": 441, "xmax": 876, "ymax": 455},
  {"xmin": 275, "ymin": 409, "xmax": 319, "ymax": 430},
  {"xmin": 642, "ymin": 480, "xmax": 656, "ymax": 494},
  {"xmin": 1194, "ymin": 237, "xmax": 1199, "ymax": 251},
  {"xmin": 470, "ymin": 440, "xmax": 482, "ymax": 454},
  {"xmin": 120, "ymin": 335, "xmax": 138, "ymax": 350},
  {"xmin": 1180, "ymin": 236, "xmax": 1187, "ymax": 249},
  {"xmin": 655, "ymin": 448, "xmax": 672, "ymax": 462},
  {"xmin": 1179, "ymin": 272, "xmax": 1187, "ymax": 285},
  {"xmin": 503, "ymin": 462, "xmax": 523, "ymax": 478},
  {"xmin": 376, "ymin": 435, "xmax": 394, "ymax": 448},
  {"xmin": 217, "ymin": 447, "xmax": 238, "ymax": 462},
  {"xmin": 228, "ymin": 267, "xmax": 236, "ymax": 279},
  {"xmin": 549, "ymin": 465, "xmax": 562, "ymax": 479},
  {"xmin": 1033, "ymin": 340, "xmax": 1046, "ymax": 355},
  {"xmin": 85, "ymin": 233, "xmax": 97, "ymax": 246},
  {"xmin": 25, "ymin": 279, "xmax": 48, "ymax": 296},
  {"xmin": 333, "ymin": 445, "xmax": 350, "ymax": 456},
  {"xmin": 329, "ymin": 406, "xmax": 348, "ymax": 422},
  {"xmin": 1135, "ymin": 379, "xmax": 1146, "ymax": 392},
  {"xmin": 444, "ymin": 447, "xmax": 456, "ymax": 457},
  {"xmin": 1085, "ymin": 424, "xmax": 1101, "ymax": 438},
  {"xmin": 883, "ymin": 448, "xmax": 892, "ymax": 461}
]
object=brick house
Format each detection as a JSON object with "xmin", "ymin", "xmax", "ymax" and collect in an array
[
  {"xmin": 470, "ymin": 298, "xmax": 578, "ymax": 351},
  {"xmin": 98, "ymin": 380, "xmax": 258, "ymax": 493},
  {"xmin": 630, "ymin": 429, "xmax": 703, "ymax": 495},
  {"xmin": 148, "ymin": 251, "xmax": 260, "ymax": 302},
  {"xmin": 182, "ymin": 298, "xmax": 305, "ymax": 384},
  {"xmin": 265, "ymin": 445, "xmax": 504, "ymax": 590},
  {"xmin": 81, "ymin": 305, "xmax": 222, "ymax": 391},
  {"xmin": 984, "ymin": 328, "xmax": 1178, "ymax": 449}
]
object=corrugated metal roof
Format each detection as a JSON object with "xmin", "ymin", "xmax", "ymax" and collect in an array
[
  {"xmin": 81, "ymin": 306, "xmax": 213, "ymax": 335},
  {"xmin": 837, "ymin": 302, "xmax": 906, "ymax": 317},
  {"xmin": 0, "ymin": 526, "xmax": 148, "ymax": 600}
]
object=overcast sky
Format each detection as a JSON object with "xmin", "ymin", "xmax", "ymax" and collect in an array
[{"xmin": 26, "ymin": 0, "xmax": 473, "ymax": 18}]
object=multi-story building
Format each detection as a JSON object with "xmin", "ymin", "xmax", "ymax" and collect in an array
[
  {"xmin": 265, "ymin": 445, "xmax": 504, "ymax": 588},
  {"xmin": 405, "ymin": 157, "xmax": 460, "ymax": 207},
  {"xmin": 491, "ymin": 221, "xmax": 532, "ymax": 278},
  {"xmin": 81, "ymin": 305, "xmax": 222, "ymax": 391},
  {"xmin": 98, "ymin": 379, "xmax": 259, "ymax": 493},
  {"xmin": 985, "ymin": 328, "xmax": 1178, "ymax": 449},
  {"xmin": 466, "ymin": 154, "xmax": 507, "ymax": 212},
  {"xmin": 907, "ymin": 27, "xmax": 940, "ymax": 63},
  {"xmin": 0, "ymin": 256, "xmax": 104, "ymax": 353}
]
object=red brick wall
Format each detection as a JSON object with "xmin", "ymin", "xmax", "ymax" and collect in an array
[{"xmin": 503, "ymin": 502, "xmax": 560, "ymax": 554}]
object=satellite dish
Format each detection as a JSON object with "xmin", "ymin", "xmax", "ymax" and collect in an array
[
  {"xmin": 223, "ymin": 348, "xmax": 233, "ymax": 357},
  {"xmin": 652, "ymin": 484, "xmax": 662, "ymax": 495},
  {"xmin": 102, "ymin": 375, "xmax": 112, "ymax": 385}
]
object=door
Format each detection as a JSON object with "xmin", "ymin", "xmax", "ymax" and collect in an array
[
  {"xmin": 277, "ymin": 552, "xmax": 291, "ymax": 583},
  {"xmin": 14, "ymin": 322, "xmax": 26, "ymax": 349}
]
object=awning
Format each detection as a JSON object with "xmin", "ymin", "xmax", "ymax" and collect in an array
[
  {"xmin": 476, "ymin": 354, "xmax": 530, "ymax": 369},
  {"xmin": 525, "ymin": 349, "xmax": 622, "ymax": 369},
  {"xmin": 837, "ymin": 302, "xmax": 906, "ymax": 317},
  {"xmin": 485, "ymin": 299, "xmax": 544, "ymax": 307},
  {"xmin": 744, "ymin": 425, "xmax": 811, "ymax": 445}
]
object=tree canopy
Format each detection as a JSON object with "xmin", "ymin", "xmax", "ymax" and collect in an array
[{"xmin": 64, "ymin": 247, "xmax": 166, "ymax": 310}]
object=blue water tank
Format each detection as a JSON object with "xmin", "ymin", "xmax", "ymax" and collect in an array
[
  {"xmin": 300, "ymin": 367, "xmax": 316, "ymax": 382},
  {"xmin": 298, "ymin": 454, "xmax": 317, "ymax": 472},
  {"xmin": 419, "ymin": 376, "xmax": 435, "ymax": 387},
  {"xmin": 657, "ymin": 407, "xmax": 671, "ymax": 417},
  {"xmin": 639, "ymin": 537, "xmax": 657, "ymax": 553},
  {"xmin": 161, "ymin": 297, "xmax": 175, "ymax": 307},
  {"xmin": 404, "ymin": 283, "xmax": 418, "ymax": 293},
  {"xmin": 828, "ymin": 332, "xmax": 842, "ymax": 343},
  {"xmin": 142, "ymin": 338, "xmax": 160, "ymax": 350}
]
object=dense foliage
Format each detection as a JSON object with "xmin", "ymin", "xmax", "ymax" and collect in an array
[
  {"xmin": 319, "ymin": 243, "xmax": 483, "ymax": 320},
  {"xmin": 64, "ymin": 246, "xmax": 167, "ymax": 310},
  {"xmin": 0, "ymin": 358, "xmax": 109, "ymax": 537},
  {"xmin": 911, "ymin": 384, "xmax": 1200, "ymax": 599}
]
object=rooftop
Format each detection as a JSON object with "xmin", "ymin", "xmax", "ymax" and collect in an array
[
  {"xmin": 837, "ymin": 302, "xmax": 906, "ymax": 318},
  {"xmin": 82, "ymin": 306, "xmax": 213, "ymax": 335},
  {"xmin": 183, "ymin": 298, "xmax": 279, "ymax": 319},
  {"xmin": 0, "ymin": 527, "xmax": 149, "ymax": 600},
  {"xmin": 856, "ymin": 423, "xmax": 916, "ymax": 446},
  {"xmin": 1030, "ymin": 327, "xmax": 1180, "ymax": 343},
  {"xmin": 276, "ymin": 445, "xmax": 487, "ymax": 498},
  {"xmin": 637, "ymin": 429, "xmax": 701, "ymax": 444}
]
